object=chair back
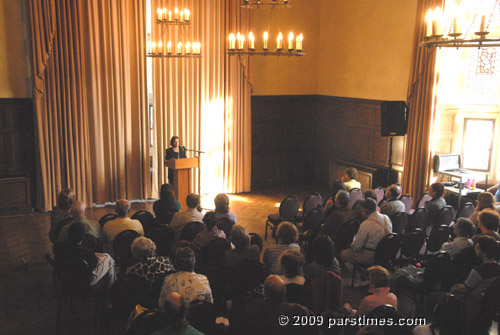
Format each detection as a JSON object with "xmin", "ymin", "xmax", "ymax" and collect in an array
[
  {"xmin": 217, "ymin": 260, "xmax": 264, "ymax": 299},
  {"xmin": 400, "ymin": 228, "xmax": 425, "ymax": 259},
  {"xmin": 249, "ymin": 233, "xmax": 264, "ymax": 252},
  {"xmin": 82, "ymin": 234, "xmax": 100, "ymax": 252},
  {"xmin": 304, "ymin": 271, "xmax": 342, "ymax": 313},
  {"xmin": 375, "ymin": 233, "xmax": 402, "ymax": 269},
  {"xmin": 399, "ymin": 194, "xmax": 413, "ymax": 213},
  {"xmin": 179, "ymin": 221, "xmax": 206, "ymax": 242},
  {"xmin": 99, "ymin": 213, "xmax": 117, "ymax": 228},
  {"xmin": 113, "ymin": 229, "xmax": 141, "ymax": 268},
  {"xmin": 187, "ymin": 301, "xmax": 216, "ymax": 335},
  {"xmin": 203, "ymin": 237, "xmax": 231, "ymax": 265},
  {"xmin": 374, "ymin": 187, "xmax": 385, "ymax": 205},
  {"xmin": 416, "ymin": 193, "xmax": 433, "ymax": 209},
  {"xmin": 285, "ymin": 283, "xmax": 306, "ymax": 305},
  {"xmin": 423, "ymin": 251, "xmax": 453, "ymax": 291},
  {"xmin": 426, "ymin": 225, "xmax": 450, "ymax": 253},
  {"xmin": 128, "ymin": 308, "xmax": 169, "ymax": 335},
  {"xmin": 457, "ymin": 202, "xmax": 475, "ymax": 219},
  {"xmin": 433, "ymin": 205, "xmax": 455, "ymax": 228},
  {"xmin": 303, "ymin": 206, "xmax": 325, "ymax": 238},
  {"xmin": 390, "ymin": 212, "xmax": 408, "ymax": 235},
  {"xmin": 303, "ymin": 193, "xmax": 323, "ymax": 217},
  {"xmin": 110, "ymin": 274, "xmax": 151, "ymax": 317},
  {"xmin": 55, "ymin": 257, "xmax": 92, "ymax": 296},
  {"xmin": 131, "ymin": 210, "xmax": 155, "ymax": 235},
  {"xmin": 149, "ymin": 224, "xmax": 175, "ymax": 257},
  {"xmin": 451, "ymin": 245, "xmax": 482, "ymax": 282},
  {"xmin": 348, "ymin": 188, "xmax": 363, "ymax": 209},
  {"xmin": 279, "ymin": 195, "xmax": 300, "ymax": 222},
  {"xmin": 216, "ymin": 217, "xmax": 235, "ymax": 239},
  {"xmin": 335, "ymin": 219, "xmax": 361, "ymax": 256},
  {"xmin": 408, "ymin": 208, "xmax": 429, "ymax": 231}
]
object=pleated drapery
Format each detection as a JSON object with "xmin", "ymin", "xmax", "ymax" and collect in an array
[
  {"xmin": 402, "ymin": 0, "xmax": 443, "ymax": 203},
  {"xmin": 27, "ymin": 0, "xmax": 149, "ymax": 209}
]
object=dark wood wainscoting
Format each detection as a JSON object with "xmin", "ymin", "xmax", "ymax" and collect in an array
[
  {"xmin": 0, "ymin": 98, "xmax": 35, "ymax": 209},
  {"xmin": 251, "ymin": 95, "xmax": 405, "ymax": 189}
]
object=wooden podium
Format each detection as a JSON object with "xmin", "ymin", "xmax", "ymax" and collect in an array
[{"xmin": 165, "ymin": 157, "xmax": 199, "ymax": 210}]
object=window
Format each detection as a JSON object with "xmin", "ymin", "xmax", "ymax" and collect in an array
[{"xmin": 462, "ymin": 119, "xmax": 495, "ymax": 171}]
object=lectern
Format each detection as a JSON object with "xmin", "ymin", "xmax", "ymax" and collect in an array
[{"xmin": 164, "ymin": 157, "xmax": 199, "ymax": 210}]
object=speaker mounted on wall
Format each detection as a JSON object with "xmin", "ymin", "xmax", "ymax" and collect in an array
[{"xmin": 380, "ymin": 101, "xmax": 408, "ymax": 136}]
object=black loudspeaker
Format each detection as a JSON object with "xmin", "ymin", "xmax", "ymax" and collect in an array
[{"xmin": 381, "ymin": 101, "xmax": 408, "ymax": 136}]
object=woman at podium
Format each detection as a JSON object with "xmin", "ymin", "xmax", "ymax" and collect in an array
[{"xmin": 165, "ymin": 136, "xmax": 186, "ymax": 186}]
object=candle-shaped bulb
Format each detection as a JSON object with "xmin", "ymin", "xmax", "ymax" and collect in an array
[
  {"xmin": 480, "ymin": 14, "xmax": 487, "ymax": 32},
  {"xmin": 168, "ymin": 10, "xmax": 172, "ymax": 21},
  {"xmin": 167, "ymin": 41, "xmax": 172, "ymax": 54},
  {"xmin": 288, "ymin": 32, "xmax": 294, "ymax": 50},
  {"xmin": 277, "ymin": 32, "xmax": 283, "ymax": 50},
  {"xmin": 229, "ymin": 33, "xmax": 236, "ymax": 49},
  {"xmin": 433, "ymin": 7, "xmax": 442, "ymax": 35},
  {"xmin": 180, "ymin": 10, "xmax": 184, "ymax": 21},
  {"xmin": 174, "ymin": 7, "xmax": 179, "ymax": 20},
  {"xmin": 151, "ymin": 41, "xmax": 157, "ymax": 54},
  {"xmin": 158, "ymin": 41, "xmax": 163, "ymax": 54},
  {"xmin": 177, "ymin": 41, "xmax": 182, "ymax": 54},
  {"xmin": 240, "ymin": 35, "xmax": 245, "ymax": 49},
  {"xmin": 263, "ymin": 31, "xmax": 268, "ymax": 49},
  {"xmin": 248, "ymin": 32, "xmax": 255, "ymax": 49},
  {"xmin": 147, "ymin": 41, "xmax": 152, "ymax": 54},
  {"xmin": 185, "ymin": 42, "xmax": 191, "ymax": 54},
  {"xmin": 157, "ymin": 8, "xmax": 162, "ymax": 21},
  {"xmin": 296, "ymin": 33, "xmax": 303, "ymax": 51},
  {"xmin": 184, "ymin": 9, "xmax": 190, "ymax": 21},
  {"xmin": 162, "ymin": 8, "xmax": 167, "ymax": 21},
  {"xmin": 425, "ymin": 9, "xmax": 434, "ymax": 37}
]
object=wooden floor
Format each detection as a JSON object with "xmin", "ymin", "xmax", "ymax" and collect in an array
[{"xmin": 0, "ymin": 187, "xmax": 373, "ymax": 334}]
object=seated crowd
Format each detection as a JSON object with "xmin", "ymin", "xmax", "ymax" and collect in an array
[{"xmin": 48, "ymin": 170, "xmax": 500, "ymax": 335}]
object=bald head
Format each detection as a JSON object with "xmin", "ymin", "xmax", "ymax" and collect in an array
[
  {"xmin": 162, "ymin": 292, "xmax": 188, "ymax": 328},
  {"xmin": 116, "ymin": 199, "xmax": 131, "ymax": 217},
  {"xmin": 165, "ymin": 292, "xmax": 183, "ymax": 310},
  {"xmin": 386, "ymin": 184, "xmax": 401, "ymax": 199},
  {"xmin": 263, "ymin": 275, "xmax": 286, "ymax": 301},
  {"xmin": 71, "ymin": 201, "xmax": 86, "ymax": 218}
]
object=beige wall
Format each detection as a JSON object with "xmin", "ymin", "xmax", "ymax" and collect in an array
[
  {"xmin": 253, "ymin": 0, "xmax": 418, "ymax": 100},
  {"xmin": 0, "ymin": 0, "xmax": 30, "ymax": 98},
  {"xmin": 252, "ymin": 0, "xmax": 320, "ymax": 95}
]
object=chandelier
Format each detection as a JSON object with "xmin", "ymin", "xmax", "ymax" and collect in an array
[{"xmin": 421, "ymin": 0, "xmax": 500, "ymax": 48}]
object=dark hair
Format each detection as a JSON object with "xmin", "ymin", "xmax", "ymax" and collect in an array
[
  {"xmin": 186, "ymin": 194, "xmax": 200, "ymax": 208},
  {"xmin": 455, "ymin": 218, "xmax": 475, "ymax": 238},
  {"xmin": 170, "ymin": 136, "xmax": 180, "ymax": 146},
  {"xmin": 230, "ymin": 225, "xmax": 250, "ymax": 251},
  {"xmin": 367, "ymin": 265, "xmax": 390, "ymax": 288},
  {"xmin": 57, "ymin": 188, "xmax": 76, "ymax": 209},
  {"xmin": 387, "ymin": 185, "xmax": 400, "ymax": 198},
  {"xmin": 478, "ymin": 209, "xmax": 500, "ymax": 231},
  {"xmin": 276, "ymin": 221, "xmax": 298, "ymax": 244},
  {"xmin": 68, "ymin": 221, "xmax": 86, "ymax": 244},
  {"xmin": 364, "ymin": 189, "xmax": 378, "ymax": 201},
  {"xmin": 159, "ymin": 183, "xmax": 179, "ymax": 212},
  {"xmin": 430, "ymin": 293, "xmax": 466, "ymax": 335},
  {"xmin": 250, "ymin": 233, "xmax": 264, "ymax": 252},
  {"xmin": 335, "ymin": 191, "xmax": 350, "ymax": 208},
  {"xmin": 279, "ymin": 249, "xmax": 304, "ymax": 278},
  {"xmin": 174, "ymin": 247, "xmax": 196, "ymax": 271},
  {"xmin": 431, "ymin": 182, "xmax": 445, "ymax": 199},
  {"xmin": 203, "ymin": 211, "xmax": 218, "ymax": 230},
  {"xmin": 214, "ymin": 193, "xmax": 229, "ymax": 213},
  {"xmin": 162, "ymin": 294, "xmax": 188, "ymax": 330},
  {"xmin": 312, "ymin": 235, "xmax": 336, "ymax": 267},
  {"xmin": 330, "ymin": 180, "xmax": 346, "ymax": 199},
  {"xmin": 361, "ymin": 198, "xmax": 378, "ymax": 212},
  {"xmin": 476, "ymin": 236, "xmax": 500, "ymax": 259},
  {"xmin": 346, "ymin": 168, "xmax": 358, "ymax": 180}
]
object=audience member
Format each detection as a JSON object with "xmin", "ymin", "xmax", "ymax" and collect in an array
[
  {"xmin": 213, "ymin": 193, "xmax": 237, "ymax": 223},
  {"xmin": 470, "ymin": 192, "xmax": 497, "ymax": 229},
  {"xmin": 471, "ymin": 209, "xmax": 500, "ymax": 243},
  {"xmin": 279, "ymin": 249, "xmax": 305, "ymax": 285},
  {"xmin": 49, "ymin": 188, "xmax": 76, "ymax": 243},
  {"xmin": 127, "ymin": 237, "xmax": 174, "ymax": 287},
  {"xmin": 102, "ymin": 199, "xmax": 144, "ymax": 256},
  {"xmin": 220, "ymin": 224, "xmax": 260, "ymax": 266},
  {"xmin": 425, "ymin": 182, "xmax": 447, "ymax": 224},
  {"xmin": 54, "ymin": 221, "xmax": 116, "ymax": 287},
  {"xmin": 263, "ymin": 221, "xmax": 300, "ymax": 274},
  {"xmin": 170, "ymin": 194, "xmax": 204, "ymax": 231},
  {"xmin": 324, "ymin": 180, "xmax": 346, "ymax": 213},
  {"xmin": 412, "ymin": 293, "xmax": 465, "ymax": 335},
  {"xmin": 343, "ymin": 167, "xmax": 361, "ymax": 191},
  {"xmin": 57, "ymin": 201, "xmax": 102, "ymax": 247},
  {"xmin": 159, "ymin": 247, "xmax": 213, "ymax": 307},
  {"xmin": 451, "ymin": 236, "xmax": 500, "ymax": 333},
  {"xmin": 439, "ymin": 218, "xmax": 474, "ymax": 259},
  {"xmin": 154, "ymin": 184, "xmax": 181, "ymax": 225},
  {"xmin": 192, "ymin": 212, "xmax": 226, "ymax": 248},
  {"xmin": 380, "ymin": 184, "xmax": 406, "ymax": 217},
  {"xmin": 344, "ymin": 266, "xmax": 397, "ymax": 316},
  {"xmin": 304, "ymin": 236, "xmax": 341, "ymax": 283},
  {"xmin": 341, "ymin": 198, "xmax": 392, "ymax": 266},
  {"xmin": 152, "ymin": 292, "xmax": 203, "ymax": 335},
  {"xmin": 322, "ymin": 190, "xmax": 354, "ymax": 237}
]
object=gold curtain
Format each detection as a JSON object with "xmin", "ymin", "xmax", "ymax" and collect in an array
[
  {"xmin": 27, "ymin": 0, "xmax": 148, "ymax": 209},
  {"xmin": 151, "ymin": 0, "xmax": 251, "ymax": 197},
  {"xmin": 402, "ymin": 0, "xmax": 443, "ymax": 204}
]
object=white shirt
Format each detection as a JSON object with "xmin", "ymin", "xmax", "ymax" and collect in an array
[
  {"xmin": 352, "ymin": 211, "xmax": 392, "ymax": 252},
  {"xmin": 170, "ymin": 207, "xmax": 204, "ymax": 231}
]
